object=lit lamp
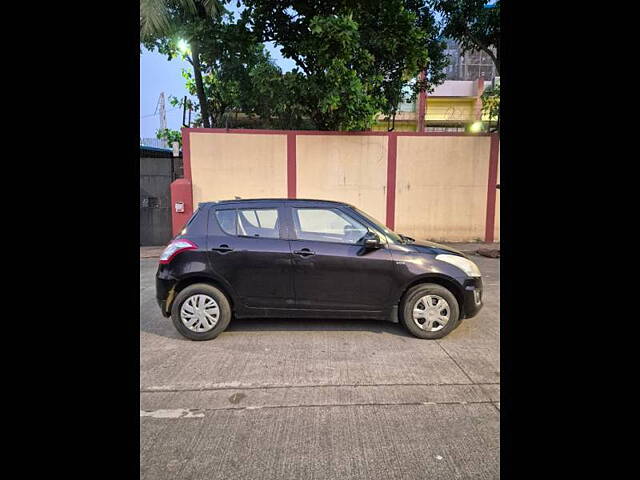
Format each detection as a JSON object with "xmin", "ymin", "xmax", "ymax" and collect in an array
[{"xmin": 469, "ymin": 121, "xmax": 483, "ymax": 133}]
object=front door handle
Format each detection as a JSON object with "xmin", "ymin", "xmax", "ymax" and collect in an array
[
  {"xmin": 293, "ymin": 248, "xmax": 315, "ymax": 257},
  {"xmin": 211, "ymin": 244, "xmax": 233, "ymax": 253}
]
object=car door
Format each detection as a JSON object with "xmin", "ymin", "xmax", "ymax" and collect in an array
[
  {"xmin": 287, "ymin": 205, "xmax": 395, "ymax": 311},
  {"xmin": 207, "ymin": 202, "xmax": 294, "ymax": 309}
]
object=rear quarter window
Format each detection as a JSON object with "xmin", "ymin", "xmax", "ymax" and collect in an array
[
  {"xmin": 237, "ymin": 208, "xmax": 279, "ymax": 238},
  {"xmin": 214, "ymin": 207, "xmax": 280, "ymax": 238},
  {"xmin": 215, "ymin": 209, "xmax": 237, "ymax": 235}
]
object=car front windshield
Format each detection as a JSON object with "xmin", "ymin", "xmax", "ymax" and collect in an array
[{"xmin": 352, "ymin": 207, "xmax": 405, "ymax": 244}]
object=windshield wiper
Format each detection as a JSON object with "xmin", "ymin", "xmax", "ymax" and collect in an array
[{"xmin": 400, "ymin": 234, "xmax": 415, "ymax": 244}]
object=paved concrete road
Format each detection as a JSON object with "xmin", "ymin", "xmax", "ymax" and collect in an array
[{"xmin": 140, "ymin": 256, "xmax": 500, "ymax": 480}]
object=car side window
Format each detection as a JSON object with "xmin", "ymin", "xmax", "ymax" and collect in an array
[
  {"xmin": 293, "ymin": 208, "xmax": 369, "ymax": 244},
  {"xmin": 238, "ymin": 208, "xmax": 281, "ymax": 238},
  {"xmin": 215, "ymin": 208, "xmax": 280, "ymax": 238},
  {"xmin": 254, "ymin": 209, "xmax": 278, "ymax": 229},
  {"xmin": 215, "ymin": 209, "xmax": 237, "ymax": 236},
  {"xmin": 216, "ymin": 208, "xmax": 280, "ymax": 238}
]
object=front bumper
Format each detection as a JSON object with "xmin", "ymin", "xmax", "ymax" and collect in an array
[{"xmin": 462, "ymin": 277, "xmax": 483, "ymax": 318}]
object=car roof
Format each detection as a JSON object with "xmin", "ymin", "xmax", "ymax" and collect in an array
[{"xmin": 199, "ymin": 198, "xmax": 354, "ymax": 208}]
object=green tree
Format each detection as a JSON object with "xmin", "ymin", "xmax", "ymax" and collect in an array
[
  {"xmin": 243, "ymin": 57, "xmax": 311, "ymax": 129},
  {"xmin": 481, "ymin": 84, "xmax": 499, "ymax": 131},
  {"xmin": 430, "ymin": 0, "xmax": 500, "ymax": 73},
  {"xmin": 142, "ymin": 1, "xmax": 450, "ymax": 131},
  {"xmin": 196, "ymin": 26, "xmax": 302, "ymax": 126},
  {"xmin": 244, "ymin": 0, "xmax": 445, "ymax": 130},
  {"xmin": 298, "ymin": 14, "xmax": 383, "ymax": 130},
  {"xmin": 196, "ymin": 10, "xmax": 294, "ymax": 127},
  {"xmin": 143, "ymin": 3, "xmax": 299, "ymax": 129},
  {"xmin": 140, "ymin": 0, "xmax": 225, "ymax": 127},
  {"xmin": 156, "ymin": 128, "xmax": 183, "ymax": 147},
  {"xmin": 171, "ymin": 43, "xmax": 297, "ymax": 128}
]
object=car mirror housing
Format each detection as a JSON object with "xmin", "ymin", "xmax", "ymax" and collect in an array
[{"xmin": 363, "ymin": 232, "xmax": 382, "ymax": 249}]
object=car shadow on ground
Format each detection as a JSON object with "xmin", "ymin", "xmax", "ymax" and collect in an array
[
  {"xmin": 227, "ymin": 317, "xmax": 414, "ymax": 337},
  {"xmin": 140, "ymin": 316, "xmax": 415, "ymax": 340}
]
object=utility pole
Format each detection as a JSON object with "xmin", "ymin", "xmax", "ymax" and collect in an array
[
  {"xmin": 153, "ymin": 92, "xmax": 169, "ymax": 148},
  {"xmin": 158, "ymin": 92, "xmax": 167, "ymax": 133},
  {"xmin": 181, "ymin": 95, "xmax": 192, "ymax": 128},
  {"xmin": 417, "ymin": 70, "xmax": 427, "ymax": 133}
]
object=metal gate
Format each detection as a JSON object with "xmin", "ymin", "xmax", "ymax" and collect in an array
[{"xmin": 140, "ymin": 147, "xmax": 181, "ymax": 246}]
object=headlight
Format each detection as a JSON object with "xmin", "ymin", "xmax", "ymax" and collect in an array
[{"xmin": 435, "ymin": 254, "xmax": 481, "ymax": 277}]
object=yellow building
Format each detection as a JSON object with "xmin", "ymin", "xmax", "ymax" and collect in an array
[{"xmin": 374, "ymin": 78, "xmax": 496, "ymax": 132}]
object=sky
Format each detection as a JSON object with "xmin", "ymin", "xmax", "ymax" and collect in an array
[{"xmin": 139, "ymin": 49, "xmax": 192, "ymax": 139}]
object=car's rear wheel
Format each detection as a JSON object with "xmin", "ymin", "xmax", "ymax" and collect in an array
[
  {"xmin": 400, "ymin": 283, "xmax": 460, "ymax": 339},
  {"xmin": 171, "ymin": 283, "xmax": 232, "ymax": 341}
]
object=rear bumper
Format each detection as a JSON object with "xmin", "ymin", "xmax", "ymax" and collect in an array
[
  {"xmin": 462, "ymin": 277, "xmax": 483, "ymax": 319},
  {"xmin": 156, "ymin": 275, "xmax": 177, "ymax": 318}
]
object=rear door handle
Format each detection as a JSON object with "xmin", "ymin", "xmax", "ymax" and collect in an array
[
  {"xmin": 293, "ymin": 248, "xmax": 315, "ymax": 257},
  {"xmin": 211, "ymin": 244, "xmax": 234, "ymax": 253}
]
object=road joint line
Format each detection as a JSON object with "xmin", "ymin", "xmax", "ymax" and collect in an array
[{"xmin": 140, "ymin": 381, "xmax": 500, "ymax": 393}]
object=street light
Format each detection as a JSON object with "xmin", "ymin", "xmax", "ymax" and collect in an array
[{"xmin": 469, "ymin": 121, "xmax": 483, "ymax": 133}]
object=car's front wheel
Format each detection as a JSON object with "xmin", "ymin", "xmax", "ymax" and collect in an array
[
  {"xmin": 171, "ymin": 283, "xmax": 232, "ymax": 341},
  {"xmin": 400, "ymin": 283, "xmax": 460, "ymax": 339}
]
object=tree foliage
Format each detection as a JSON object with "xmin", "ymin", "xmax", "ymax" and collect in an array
[
  {"xmin": 156, "ymin": 128, "xmax": 183, "ymax": 147},
  {"xmin": 142, "ymin": 3, "xmax": 303, "ymax": 129},
  {"xmin": 141, "ymin": 1, "xmax": 453, "ymax": 131},
  {"xmin": 140, "ymin": 0, "xmax": 223, "ymax": 38},
  {"xmin": 186, "ymin": 15, "xmax": 284, "ymax": 127},
  {"xmin": 430, "ymin": 0, "xmax": 500, "ymax": 73},
  {"xmin": 481, "ymin": 84, "xmax": 499, "ymax": 131},
  {"xmin": 243, "ymin": 0, "xmax": 447, "ymax": 130}
]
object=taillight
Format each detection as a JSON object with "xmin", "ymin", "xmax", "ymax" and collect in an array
[{"xmin": 159, "ymin": 239, "xmax": 198, "ymax": 264}]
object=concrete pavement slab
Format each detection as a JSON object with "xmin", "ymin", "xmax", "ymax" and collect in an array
[
  {"xmin": 434, "ymin": 256, "xmax": 500, "ymax": 384},
  {"xmin": 139, "ymin": 255, "xmax": 500, "ymax": 479},
  {"xmin": 140, "ymin": 323, "xmax": 474, "ymax": 391},
  {"xmin": 140, "ymin": 403, "xmax": 499, "ymax": 480}
]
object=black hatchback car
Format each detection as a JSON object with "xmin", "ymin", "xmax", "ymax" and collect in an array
[{"xmin": 156, "ymin": 199, "xmax": 483, "ymax": 341}]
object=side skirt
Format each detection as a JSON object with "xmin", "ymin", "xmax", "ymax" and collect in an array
[{"xmin": 234, "ymin": 305, "xmax": 393, "ymax": 321}]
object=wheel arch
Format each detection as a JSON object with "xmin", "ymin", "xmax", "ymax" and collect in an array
[
  {"xmin": 398, "ymin": 274, "xmax": 465, "ymax": 312},
  {"xmin": 170, "ymin": 275, "xmax": 236, "ymax": 313}
]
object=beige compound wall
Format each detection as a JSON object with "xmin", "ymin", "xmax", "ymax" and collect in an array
[
  {"xmin": 296, "ymin": 135, "xmax": 388, "ymax": 223},
  {"xmin": 186, "ymin": 131, "xmax": 499, "ymax": 242},
  {"xmin": 395, "ymin": 136, "xmax": 491, "ymax": 242},
  {"xmin": 189, "ymin": 132, "xmax": 288, "ymax": 206}
]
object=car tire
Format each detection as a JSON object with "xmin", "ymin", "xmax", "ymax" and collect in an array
[
  {"xmin": 400, "ymin": 283, "xmax": 460, "ymax": 339},
  {"xmin": 171, "ymin": 283, "xmax": 232, "ymax": 341}
]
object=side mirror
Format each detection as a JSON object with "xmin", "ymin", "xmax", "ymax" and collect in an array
[{"xmin": 362, "ymin": 231, "xmax": 382, "ymax": 249}]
